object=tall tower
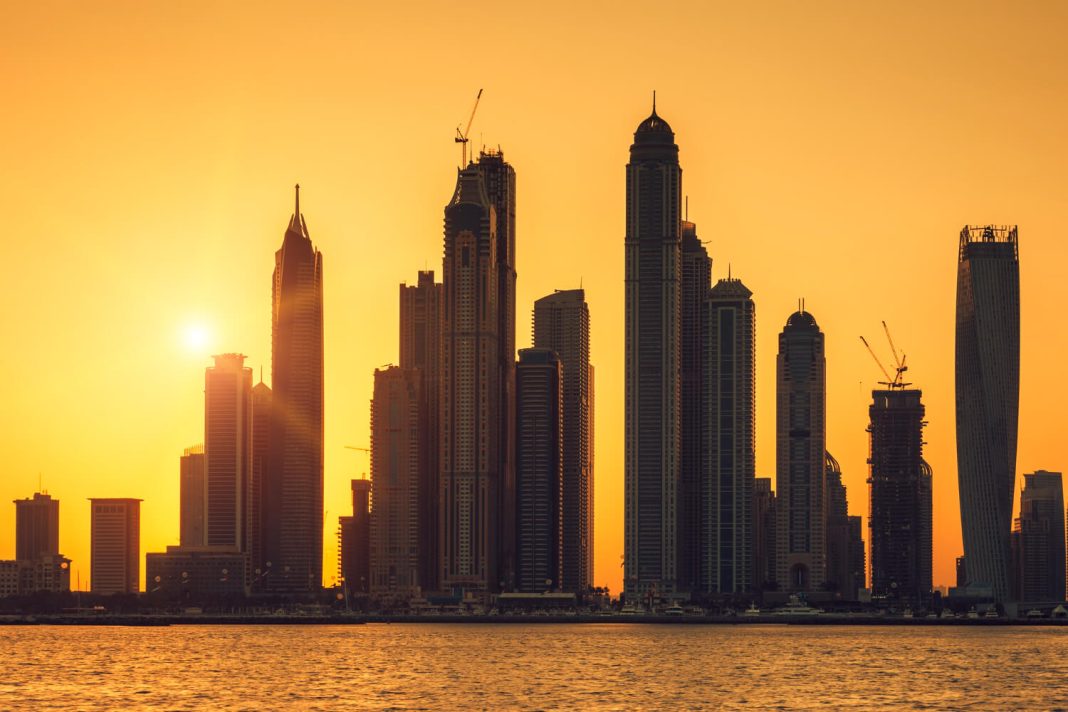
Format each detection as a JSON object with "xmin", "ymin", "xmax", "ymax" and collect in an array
[
  {"xmin": 702, "ymin": 277, "xmax": 755, "ymax": 594},
  {"xmin": 400, "ymin": 271, "xmax": 443, "ymax": 593},
  {"xmin": 955, "ymin": 225, "xmax": 1019, "ymax": 601},
  {"xmin": 89, "ymin": 498, "xmax": 141, "ymax": 595},
  {"xmin": 204, "ymin": 353, "xmax": 252, "ymax": 551},
  {"xmin": 248, "ymin": 381, "xmax": 271, "ymax": 584},
  {"xmin": 339, "ymin": 479, "xmax": 371, "ymax": 594},
  {"xmin": 1012, "ymin": 470, "xmax": 1065, "ymax": 602},
  {"xmin": 868, "ymin": 389, "xmax": 932, "ymax": 603},
  {"xmin": 514, "ymin": 348, "xmax": 563, "ymax": 593},
  {"xmin": 179, "ymin": 446, "xmax": 205, "ymax": 548},
  {"xmin": 533, "ymin": 289, "xmax": 593, "ymax": 593},
  {"xmin": 679, "ymin": 218, "xmax": 711, "ymax": 594},
  {"xmin": 14, "ymin": 493, "xmax": 60, "ymax": 561},
  {"xmin": 440, "ymin": 163, "xmax": 500, "ymax": 595},
  {"xmin": 775, "ymin": 309, "xmax": 826, "ymax": 592},
  {"xmin": 624, "ymin": 97, "xmax": 682, "ymax": 601},
  {"xmin": 369, "ymin": 366, "xmax": 423, "ymax": 597},
  {"xmin": 265, "ymin": 185, "xmax": 324, "ymax": 593},
  {"xmin": 477, "ymin": 151, "xmax": 518, "ymax": 591}
]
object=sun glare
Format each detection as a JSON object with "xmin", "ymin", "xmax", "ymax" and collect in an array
[{"xmin": 182, "ymin": 323, "xmax": 212, "ymax": 354}]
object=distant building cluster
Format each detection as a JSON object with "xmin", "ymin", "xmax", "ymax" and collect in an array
[
  {"xmin": 6, "ymin": 101, "xmax": 1067, "ymax": 615},
  {"xmin": 0, "ymin": 493, "xmax": 70, "ymax": 596}
]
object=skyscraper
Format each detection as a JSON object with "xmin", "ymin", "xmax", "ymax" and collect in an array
[
  {"xmin": 90, "ymin": 498, "xmax": 141, "ymax": 595},
  {"xmin": 400, "ymin": 270, "xmax": 443, "ymax": 593},
  {"xmin": 179, "ymin": 446, "xmax": 205, "ymax": 548},
  {"xmin": 702, "ymin": 277, "xmax": 755, "ymax": 594},
  {"xmin": 369, "ymin": 366, "xmax": 423, "ymax": 597},
  {"xmin": 679, "ymin": 218, "xmax": 711, "ymax": 594},
  {"xmin": 339, "ymin": 479, "xmax": 371, "ymax": 594},
  {"xmin": 775, "ymin": 309, "xmax": 826, "ymax": 592},
  {"xmin": 14, "ymin": 492, "xmax": 59, "ymax": 561},
  {"xmin": 955, "ymin": 225, "xmax": 1019, "ymax": 601},
  {"xmin": 204, "ymin": 353, "xmax": 252, "ymax": 551},
  {"xmin": 1012, "ymin": 470, "xmax": 1065, "ymax": 602},
  {"xmin": 248, "ymin": 381, "xmax": 271, "ymax": 586},
  {"xmin": 868, "ymin": 389, "xmax": 932, "ymax": 603},
  {"xmin": 751, "ymin": 478, "xmax": 776, "ymax": 591},
  {"xmin": 533, "ymin": 289, "xmax": 593, "ymax": 594},
  {"xmin": 624, "ymin": 98, "xmax": 682, "ymax": 601},
  {"xmin": 477, "ymin": 151, "xmax": 518, "ymax": 593},
  {"xmin": 825, "ymin": 452, "xmax": 864, "ymax": 601},
  {"xmin": 515, "ymin": 348, "xmax": 564, "ymax": 593},
  {"xmin": 440, "ymin": 163, "xmax": 501, "ymax": 595},
  {"xmin": 265, "ymin": 185, "xmax": 324, "ymax": 593}
]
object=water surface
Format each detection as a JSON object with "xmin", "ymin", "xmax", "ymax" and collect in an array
[{"xmin": 2, "ymin": 624, "xmax": 1065, "ymax": 709}]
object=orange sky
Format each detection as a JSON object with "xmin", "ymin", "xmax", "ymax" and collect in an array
[{"xmin": 3, "ymin": 1, "xmax": 1067, "ymax": 593}]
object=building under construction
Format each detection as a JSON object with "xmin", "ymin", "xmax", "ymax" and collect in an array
[{"xmin": 867, "ymin": 389, "xmax": 932, "ymax": 603}]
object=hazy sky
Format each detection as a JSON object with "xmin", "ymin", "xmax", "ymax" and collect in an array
[{"xmin": 3, "ymin": 1, "xmax": 1067, "ymax": 592}]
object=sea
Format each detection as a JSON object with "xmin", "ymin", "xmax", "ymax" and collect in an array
[{"xmin": 2, "ymin": 623, "xmax": 1066, "ymax": 710}]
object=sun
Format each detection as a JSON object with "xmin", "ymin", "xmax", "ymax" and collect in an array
[{"xmin": 182, "ymin": 323, "xmax": 212, "ymax": 354}]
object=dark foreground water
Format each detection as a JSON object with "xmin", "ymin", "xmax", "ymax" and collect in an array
[{"xmin": 2, "ymin": 624, "xmax": 1067, "ymax": 710}]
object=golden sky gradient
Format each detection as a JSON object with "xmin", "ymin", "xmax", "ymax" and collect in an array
[{"xmin": 3, "ymin": 1, "xmax": 1067, "ymax": 593}]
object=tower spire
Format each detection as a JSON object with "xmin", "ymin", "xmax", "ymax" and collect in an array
[
  {"xmin": 652, "ymin": 90, "xmax": 657, "ymax": 114},
  {"xmin": 295, "ymin": 183, "xmax": 300, "ymax": 219}
]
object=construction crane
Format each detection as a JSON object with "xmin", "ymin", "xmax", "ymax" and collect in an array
[
  {"xmin": 455, "ymin": 88, "xmax": 483, "ymax": 167},
  {"xmin": 344, "ymin": 445, "xmax": 370, "ymax": 479},
  {"xmin": 859, "ymin": 322, "xmax": 911, "ymax": 390}
]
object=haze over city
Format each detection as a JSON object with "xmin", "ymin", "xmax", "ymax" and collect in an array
[{"xmin": 4, "ymin": 1, "xmax": 1068, "ymax": 596}]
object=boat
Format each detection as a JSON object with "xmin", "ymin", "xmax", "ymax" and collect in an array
[
  {"xmin": 1026, "ymin": 609, "xmax": 1043, "ymax": 619},
  {"xmin": 663, "ymin": 604, "xmax": 685, "ymax": 617},
  {"xmin": 983, "ymin": 608, "xmax": 998, "ymax": 619},
  {"xmin": 903, "ymin": 608, "xmax": 913, "ymax": 619},
  {"xmin": 620, "ymin": 604, "xmax": 642, "ymax": 616},
  {"xmin": 774, "ymin": 595, "xmax": 822, "ymax": 616},
  {"xmin": 966, "ymin": 608, "xmax": 979, "ymax": 619},
  {"xmin": 742, "ymin": 603, "xmax": 762, "ymax": 617}
]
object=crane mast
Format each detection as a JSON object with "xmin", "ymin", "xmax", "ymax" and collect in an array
[{"xmin": 455, "ymin": 88, "xmax": 483, "ymax": 167}]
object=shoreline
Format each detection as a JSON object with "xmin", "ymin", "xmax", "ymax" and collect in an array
[{"xmin": 3, "ymin": 613, "xmax": 1067, "ymax": 627}]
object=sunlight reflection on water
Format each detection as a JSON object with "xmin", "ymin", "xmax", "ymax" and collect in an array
[{"xmin": 2, "ymin": 624, "xmax": 1067, "ymax": 710}]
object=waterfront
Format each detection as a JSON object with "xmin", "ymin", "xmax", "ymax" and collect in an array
[{"xmin": 2, "ymin": 624, "xmax": 1066, "ymax": 709}]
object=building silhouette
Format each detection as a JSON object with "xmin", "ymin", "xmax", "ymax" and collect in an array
[
  {"xmin": 679, "ymin": 218, "xmax": 711, "ymax": 595},
  {"xmin": 248, "ymin": 381, "xmax": 271, "ymax": 588},
  {"xmin": 477, "ymin": 152, "xmax": 518, "ymax": 593},
  {"xmin": 179, "ymin": 446, "xmax": 205, "ymax": 548},
  {"xmin": 515, "ymin": 348, "xmax": 563, "ymax": 593},
  {"xmin": 625, "ymin": 98, "xmax": 682, "ymax": 601},
  {"xmin": 1011, "ymin": 470, "xmax": 1065, "ymax": 602},
  {"xmin": 14, "ymin": 492, "xmax": 59, "ymax": 561},
  {"xmin": 955, "ymin": 225, "xmax": 1020, "ymax": 601},
  {"xmin": 339, "ymin": 479, "xmax": 371, "ymax": 594},
  {"xmin": 775, "ymin": 309, "xmax": 826, "ymax": 592},
  {"xmin": 532, "ymin": 289, "xmax": 593, "ymax": 594},
  {"xmin": 205, "ymin": 354, "xmax": 252, "ymax": 552},
  {"xmin": 9, "ymin": 493, "xmax": 69, "ymax": 594},
  {"xmin": 265, "ymin": 185, "xmax": 324, "ymax": 594},
  {"xmin": 702, "ymin": 277, "xmax": 755, "ymax": 594},
  {"xmin": 751, "ymin": 478, "xmax": 776, "ymax": 591},
  {"xmin": 400, "ymin": 270, "xmax": 443, "ymax": 593},
  {"xmin": 440, "ymin": 162, "xmax": 503, "ymax": 595},
  {"xmin": 369, "ymin": 366, "xmax": 423, "ymax": 597},
  {"xmin": 146, "ymin": 547, "xmax": 247, "ymax": 600},
  {"xmin": 825, "ymin": 452, "xmax": 864, "ymax": 600},
  {"xmin": 868, "ymin": 389, "xmax": 932, "ymax": 603},
  {"xmin": 90, "ymin": 498, "xmax": 141, "ymax": 595}
]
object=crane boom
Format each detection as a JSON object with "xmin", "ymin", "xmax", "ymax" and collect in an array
[
  {"xmin": 454, "ymin": 88, "xmax": 483, "ymax": 166},
  {"xmin": 859, "ymin": 335, "xmax": 893, "ymax": 384},
  {"xmin": 881, "ymin": 320, "xmax": 902, "ymax": 370}
]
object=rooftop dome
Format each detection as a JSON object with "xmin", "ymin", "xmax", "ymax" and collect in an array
[
  {"xmin": 633, "ymin": 92, "xmax": 675, "ymax": 146},
  {"xmin": 786, "ymin": 310, "xmax": 819, "ymax": 329}
]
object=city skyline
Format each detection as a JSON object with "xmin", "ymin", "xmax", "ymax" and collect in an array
[{"xmin": 5, "ymin": 3, "xmax": 1068, "ymax": 595}]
